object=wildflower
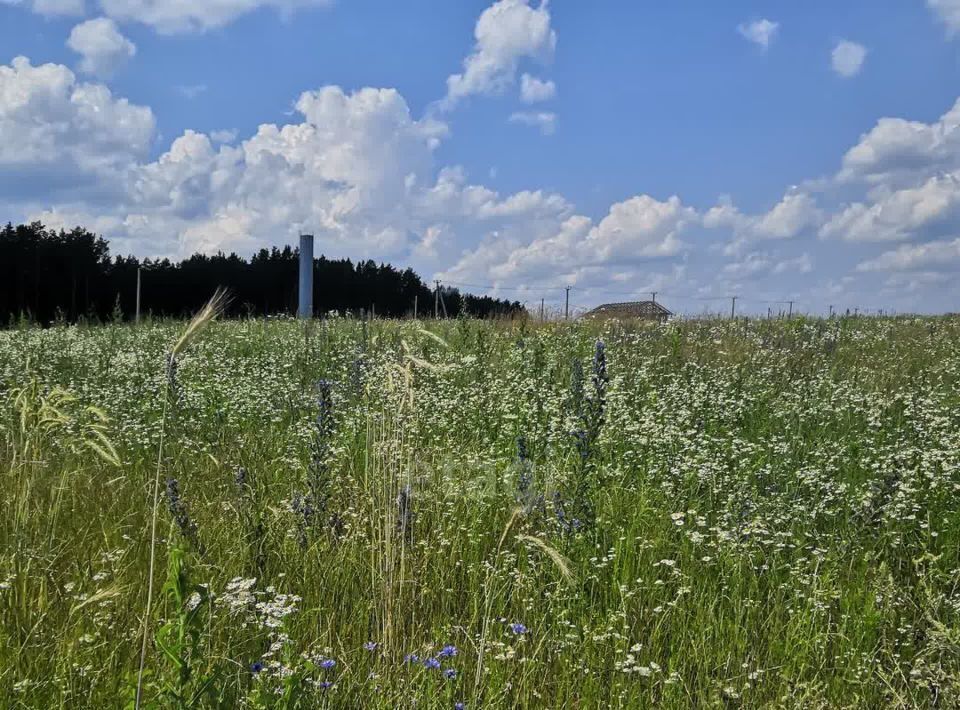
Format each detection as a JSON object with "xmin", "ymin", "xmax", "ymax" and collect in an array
[
  {"xmin": 423, "ymin": 657, "xmax": 441, "ymax": 670},
  {"xmin": 444, "ymin": 668, "xmax": 458, "ymax": 680},
  {"xmin": 318, "ymin": 680, "xmax": 333, "ymax": 690},
  {"xmin": 164, "ymin": 477, "xmax": 201, "ymax": 550},
  {"xmin": 319, "ymin": 658, "xmax": 336, "ymax": 670},
  {"xmin": 185, "ymin": 591, "xmax": 202, "ymax": 612},
  {"xmin": 250, "ymin": 661, "xmax": 264, "ymax": 674},
  {"xmin": 438, "ymin": 645, "xmax": 457, "ymax": 658},
  {"xmin": 509, "ymin": 623, "xmax": 527, "ymax": 635},
  {"xmin": 364, "ymin": 641, "xmax": 379, "ymax": 652},
  {"xmin": 404, "ymin": 654, "xmax": 420, "ymax": 665},
  {"xmin": 455, "ymin": 703, "xmax": 466, "ymax": 710}
]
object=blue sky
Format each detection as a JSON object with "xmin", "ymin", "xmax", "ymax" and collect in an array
[{"xmin": 2, "ymin": 0, "xmax": 960, "ymax": 315}]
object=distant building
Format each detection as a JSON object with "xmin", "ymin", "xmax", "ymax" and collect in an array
[{"xmin": 582, "ymin": 300, "xmax": 673, "ymax": 323}]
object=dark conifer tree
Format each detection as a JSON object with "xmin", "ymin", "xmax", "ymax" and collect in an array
[{"xmin": 0, "ymin": 222, "xmax": 524, "ymax": 325}]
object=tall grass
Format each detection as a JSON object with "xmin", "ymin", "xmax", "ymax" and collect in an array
[{"xmin": 0, "ymin": 314, "xmax": 959, "ymax": 707}]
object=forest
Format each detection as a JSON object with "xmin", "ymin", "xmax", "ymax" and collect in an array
[{"xmin": 0, "ymin": 222, "xmax": 523, "ymax": 325}]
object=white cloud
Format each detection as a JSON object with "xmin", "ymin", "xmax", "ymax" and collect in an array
[
  {"xmin": 737, "ymin": 19, "xmax": 779, "ymax": 50},
  {"xmin": 928, "ymin": 0, "xmax": 960, "ymax": 35},
  {"xmin": 441, "ymin": 0, "xmax": 556, "ymax": 109},
  {"xmin": 442, "ymin": 194, "xmax": 693, "ymax": 286},
  {"xmin": 4, "ymin": 62, "xmax": 572, "ymax": 263},
  {"xmin": 721, "ymin": 251, "xmax": 812, "ymax": 281},
  {"xmin": 705, "ymin": 191, "xmax": 823, "ymax": 254},
  {"xmin": 857, "ymin": 238, "xmax": 960, "ymax": 272},
  {"xmin": 0, "ymin": 56, "xmax": 154, "ymax": 184},
  {"xmin": 838, "ymin": 98, "xmax": 960, "ymax": 183},
  {"xmin": 96, "ymin": 0, "xmax": 332, "ymax": 33},
  {"xmin": 1, "ymin": 0, "xmax": 85, "ymax": 16},
  {"xmin": 773, "ymin": 253, "xmax": 813, "ymax": 275},
  {"xmin": 67, "ymin": 18, "xmax": 136, "ymax": 77},
  {"xmin": 509, "ymin": 110, "xmax": 556, "ymax": 135},
  {"xmin": 519, "ymin": 73, "xmax": 555, "ymax": 103},
  {"xmin": 820, "ymin": 172, "xmax": 960, "ymax": 242},
  {"xmin": 831, "ymin": 40, "xmax": 866, "ymax": 78},
  {"xmin": 210, "ymin": 128, "xmax": 238, "ymax": 143}
]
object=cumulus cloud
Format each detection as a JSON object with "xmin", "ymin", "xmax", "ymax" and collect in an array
[
  {"xmin": 2, "ymin": 58, "xmax": 576, "ymax": 263},
  {"xmin": 210, "ymin": 128, "xmax": 238, "ymax": 143},
  {"xmin": 928, "ymin": 0, "xmax": 960, "ymax": 35},
  {"xmin": 831, "ymin": 40, "xmax": 867, "ymax": 78},
  {"xmin": 0, "ymin": 56, "xmax": 154, "ymax": 188},
  {"xmin": 705, "ymin": 191, "xmax": 823, "ymax": 255},
  {"xmin": 737, "ymin": 19, "xmax": 779, "ymax": 50},
  {"xmin": 821, "ymin": 173, "xmax": 960, "ymax": 242},
  {"xmin": 519, "ymin": 73, "xmax": 555, "ymax": 103},
  {"xmin": 441, "ymin": 194, "xmax": 694, "ymax": 287},
  {"xmin": 857, "ymin": 238, "xmax": 960, "ymax": 272},
  {"xmin": 509, "ymin": 110, "xmax": 556, "ymax": 135},
  {"xmin": 67, "ymin": 18, "xmax": 136, "ymax": 77},
  {"xmin": 838, "ymin": 98, "xmax": 960, "ymax": 184},
  {"xmin": 441, "ymin": 0, "xmax": 556, "ymax": 109}
]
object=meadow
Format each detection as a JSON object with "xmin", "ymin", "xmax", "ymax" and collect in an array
[{"xmin": 1, "ymin": 312, "xmax": 959, "ymax": 708}]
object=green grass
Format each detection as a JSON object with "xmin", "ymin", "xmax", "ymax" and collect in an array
[{"xmin": 1, "ymin": 314, "xmax": 960, "ymax": 708}]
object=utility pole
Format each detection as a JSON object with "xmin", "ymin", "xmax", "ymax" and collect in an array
[
  {"xmin": 788, "ymin": 300, "xmax": 794, "ymax": 318},
  {"xmin": 434, "ymin": 280, "xmax": 440, "ymax": 319},
  {"xmin": 565, "ymin": 286, "xmax": 571, "ymax": 320},
  {"xmin": 540, "ymin": 298, "xmax": 545, "ymax": 322},
  {"xmin": 854, "ymin": 307, "xmax": 859, "ymax": 317},
  {"xmin": 135, "ymin": 266, "xmax": 141, "ymax": 324},
  {"xmin": 651, "ymin": 291, "xmax": 657, "ymax": 304},
  {"xmin": 828, "ymin": 305, "xmax": 834, "ymax": 318},
  {"xmin": 730, "ymin": 296, "xmax": 738, "ymax": 320}
]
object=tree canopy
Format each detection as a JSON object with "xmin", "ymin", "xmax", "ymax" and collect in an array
[{"xmin": 0, "ymin": 222, "xmax": 523, "ymax": 325}]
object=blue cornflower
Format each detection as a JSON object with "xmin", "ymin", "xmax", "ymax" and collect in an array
[
  {"xmin": 423, "ymin": 657, "xmax": 441, "ymax": 670},
  {"xmin": 318, "ymin": 680, "xmax": 333, "ymax": 690},
  {"xmin": 404, "ymin": 653, "xmax": 420, "ymax": 665},
  {"xmin": 364, "ymin": 641, "xmax": 378, "ymax": 652},
  {"xmin": 444, "ymin": 668, "xmax": 458, "ymax": 680},
  {"xmin": 250, "ymin": 661, "xmax": 264, "ymax": 674},
  {"xmin": 455, "ymin": 703, "xmax": 466, "ymax": 710},
  {"xmin": 438, "ymin": 645, "xmax": 457, "ymax": 658},
  {"xmin": 320, "ymin": 658, "xmax": 336, "ymax": 670},
  {"xmin": 509, "ymin": 623, "xmax": 527, "ymax": 635}
]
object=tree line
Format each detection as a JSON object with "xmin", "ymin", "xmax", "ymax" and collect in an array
[{"xmin": 0, "ymin": 222, "xmax": 524, "ymax": 325}]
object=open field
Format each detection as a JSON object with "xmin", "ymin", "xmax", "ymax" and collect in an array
[{"xmin": 2, "ymin": 315, "xmax": 960, "ymax": 708}]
